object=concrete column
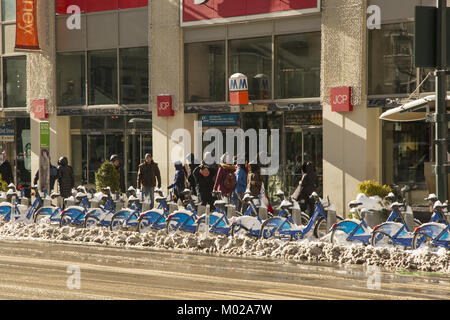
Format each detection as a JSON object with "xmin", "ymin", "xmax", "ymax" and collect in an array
[
  {"xmin": 321, "ymin": 0, "xmax": 382, "ymax": 217},
  {"xmin": 28, "ymin": 0, "xmax": 58, "ymax": 190},
  {"xmin": 150, "ymin": 0, "xmax": 196, "ymax": 188}
]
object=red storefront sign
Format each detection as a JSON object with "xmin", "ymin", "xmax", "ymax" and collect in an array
[
  {"xmin": 182, "ymin": 0, "xmax": 320, "ymax": 26},
  {"xmin": 32, "ymin": 99, "xmax": 48, "ymax": 119},
  {"xmin": 157, "ymin": 95, "xmax": 175, "ymax": 117},
  {"xmin": 55, "ymin": 0, "xmax": 148, "ymax": 14},
  {"xmin": 330, "ymin": 87, "xmax": 353, "ymax": 112},
  {"xmin": 15, "ymin": 0, "xmax": 40, "ymax": 51}
]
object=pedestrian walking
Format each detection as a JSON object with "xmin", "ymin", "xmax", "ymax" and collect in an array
[
  {"xmin": 185, "ymin": 153, "xmax": 199, "ymax": 196},
  {"xmin": 167, "ymin": 160, "xmax": 185, "ymax": 203},
  {"xmin": 247, "ymin": 163, "xmax": 263, "ymax": 199},
  {"xmin": 297, "ymin": 161, "xmax": 318, "ymax": 216},
  {"xmin": 57, "ymin": 156, "xmax": 74, "ymax": 199},
  {"xmin": 213, "ymin": 153, "xmax": 236, "ymax": 200},
  {"xmin": 0, "ymin": 151, "xmax": 13, "ymax": 184},
  {"xmin": 110, "ymin": 154, "xmax": 125, "ymax": 193},
  {"xmin": 137, "ymin": 153, "xmax": 161, "ymax": 209},
  {"xmin": 193, "ymin": 164, "xmax": 215, "ymax": 208}
]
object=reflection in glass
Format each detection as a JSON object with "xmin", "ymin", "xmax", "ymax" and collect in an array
[
  {"xmin": 71, "ymin": 135, "xmax": 87, "ymax": 185},
  {"xmin": 57, "ymin": 52, "xmax": 86, "ymax": 106},
  {"xmin": 4, "ymin": 56, "xmax": 26, "ymax": 108},
  {"xmin": 88, "ymin": 50, "xmax": 118, "ymax": 105},
  {"xmin": 120, "ymin": 47, "xmax": 149, "ymax": 105},
  {"xmin": 185, "ymin": 41, "xmax": 226, "ymax": 103},
  {"xmin": 2, "ymin": 0, "xmax": 16, "ymax": 21},
  {"xmin": 229, "ymin": 37, "xmax": 272, "ymax": 101},
  {"xmin": 369, "ymin": 23, "xmax": 416, "ymax": 95},
  {"xmin": 275, "ymin": 33, "xmax": 320, "ymax": 99},
  {"xmin": 88, "ymin": 135, "xmax": 105, "ymax": 183}
]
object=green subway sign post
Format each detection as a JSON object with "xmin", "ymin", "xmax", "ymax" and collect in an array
[
  {"xmin": 39, "ymin": 122, "xmax": 50, "ymax": 194},
  {"xmin": 415, "ymin": 1, "xmax": 449, "ymax": 202}
]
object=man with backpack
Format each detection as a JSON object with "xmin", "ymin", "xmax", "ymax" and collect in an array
[{"xmin": 213, "ymin": 153, "xmax": 236, "ymax": 200}]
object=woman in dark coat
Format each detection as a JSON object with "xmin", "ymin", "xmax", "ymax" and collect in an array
[
  {"xmin": 193, "ymin": 164, "xmax": 215, "ymax": 208},
  {"xmin": 57, "ymin": 156, "xmax": 74, "ymax": 199},
  {"xmin": 297, "ymin": 161, "xmax": 318, "ymax": 215}
]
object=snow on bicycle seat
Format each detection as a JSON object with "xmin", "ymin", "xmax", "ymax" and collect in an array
[
  {"xmin": 348, "ymin": 200, "xmax": 363, "ymax": 208},
  {"xmin": 214, "ymin": 199, "xmax": 227, "ymax": 206},
  {"xmin": 75, "ymin": 192, "xmax": 87, "ymax": 200},
  {"xmin": 243, "ymin": 194, "xmax": 254, "ymax": 202},
  {"xmin": 50, "ymin": 192, "xmax": 60, "ymax": 199},
  {"xmin": 390, "ymin": 202, "xmax": 404, "ymax": 209},
  {"xmin": 425, "ymin": 193, "xmax": 438, "ymax": 201},
  {"xmin": 276, "ymin": 190, "xmax": 285, "ymax": 197},
  {"xmin": 279, "ymin": 199, "xmax": 293, "ymax": 209},
  {"xmin": 128, "ymin": 195, "xmax": 139, "ymax": 202},
  {"xmin": 6, "ymin": 189, "xmax": 17, "ymax": 196},
  {"xmin": 155, "ymin": 196, "xmax": 166, "ymax": 202},
  {"xmin": 433, "ymin": 200, "xmax": 447, "ymax": 210}
]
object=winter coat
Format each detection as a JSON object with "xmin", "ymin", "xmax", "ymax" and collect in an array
[
  {"xmin": 58, "ymin": 164, "xmax": 74, "ymax": 198},
  {"xmin": 213, "ymin": 163, "xmax": 236, "ymax": 197},
  {"xmin": 298, "ymin": 162, "xmax": 318, "ymax": 200},
  {"xmin": 137, "ymin": 161, "xmax": 161, "ymax": 188},
  {"xmin": 185, "ymin": 163, "xmax": 198, "ymax": 195},
  {"xmin": 235, "ymin": 166, "xmax": 247, "ymax": 194},
  {"xmin": 248, "ymin": 171, "xmax": 263, "ymax": 198},
  {"xmin": 168, "ymin": 162, "xmax": 185, "ymax": 197},
  {"xmin": 193, "ymin": 165, "xmax": 215, "ymax": 206},
  {"xmin": 0, "ymin": 160, "xmax": 13, "ymax": 184}
]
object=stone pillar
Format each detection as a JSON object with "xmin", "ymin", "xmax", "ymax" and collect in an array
[
  {"xmin": 28, "ymin": 0, "xmax": 59, "ymax": 191},
  {"xmin": 321, "ymin": 0, "xmax": 382, "ymax": 217},
  {"xmin": 150, "ymin": 0, "xmax": 196, "ymax": 188}
]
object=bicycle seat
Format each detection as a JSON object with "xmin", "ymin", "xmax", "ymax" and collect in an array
[
  {"xmin": 279, "ymin": 199, "xmax": 293, "ymax": 210},
  {"xmin": 425, "ymin": 193, "xmax": 438, "ymax": 202},
  {"xmin": 75, "ymin": 192, "xmax": 87, "ymax": 201},
  {"xmin": 154, "ymin": 189, "xmax": 164, "ymax": 197},
  {"xmin": 76, "ymin": 186, "xmax": 87, "ymax": 193},
  {"xmin": 128, "ymin": 195, "xmax": 139, "ymax": 202},
  {"xmin": 348, "ymin": 200, "xmax": 363, "ymax": 208},
  {"xmin": 155, "ymin": 196, "xmax": 166, "ymax": 203},
  {"xmin": 50, "ymin": 192, "xmax": 60, "ymax": 199},
  {"xmin": 243, "ymin": 194, "xmax": 254, "ymax": 202},
  {"xmin": 385, "ymin": 192, "xmax": 396, "ymax": 202},
  {"xmin": 433, "ymin": 200, "xmax": 447, "ymax": 211},
  {"xmin": 390, "ymin": 202, "xmax": 404, "ymax": 209},
  {"xmin": 214, "ymin": 199, "xmax": 227, "ymax": 206},
  {"xmin": 276, "ymin": 190, "xmax": 285, "ymax": 198}
]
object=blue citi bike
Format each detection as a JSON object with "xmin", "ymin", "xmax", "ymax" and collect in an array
[
  {"xmin": 109, "ymin": 194, "xmax": 143, "ymax": 231},
  {"xmin": 230, "ymin": 190, "xmax": 310, "ymax": 238},
  {"xmin": 59, "ymin": 191, "xmax": 92, "ymax": 227},
  {"xmin": 137, "ymin": 189, "xmax": 172, "ymax": 233},
  {"xmin": 165, "ymin": 189, "xmax": 200, "ymax": 235},
  {"xmin": 83, "ymin": 188, "xmax": 118, "ymax": 228},
  {"xmin": 260, "ymin": 192, "xmax": 340, "ymax": 240},
  {"xmin": 369, "ymin": 194, "xmax": 443, "ymax": 248},
  {"xmin": 195, "ymin": 190, "xmax": 233, "ymax": 236},
  {"xmin": 412, "ymin": 209, "xmax": 449, "ymax": 250}
]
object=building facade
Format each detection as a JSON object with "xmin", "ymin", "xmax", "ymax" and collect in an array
[{"xmin": 0, "ymin": 0, "xmax": 445, "ymax": 215}]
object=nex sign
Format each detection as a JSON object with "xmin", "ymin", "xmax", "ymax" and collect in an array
[{"xmin": 330, "ymin": 87, "xmax": 353, "ymax": 112}]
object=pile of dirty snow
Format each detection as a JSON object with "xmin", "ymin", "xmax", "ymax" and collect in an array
[{"xmin": 0, "ymin": 221, "xmax": 448, "ymax": 273}]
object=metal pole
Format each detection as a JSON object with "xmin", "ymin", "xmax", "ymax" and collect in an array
[{"xmin": 435, "ymin": 0, "xmax": 448, "ymax": 202}]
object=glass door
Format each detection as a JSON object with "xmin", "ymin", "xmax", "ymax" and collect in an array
[
  {"xmin": 127, "ymin": 133, "xmax": 152, "ymax": 188},
  {"xmin": 88, "ymin": 135, "xmax": 105, "ymax": 184}
]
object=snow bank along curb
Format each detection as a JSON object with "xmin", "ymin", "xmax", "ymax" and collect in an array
[{"xmin": 0, "ymin": 221, "xmax": 448, "ymax": 274}]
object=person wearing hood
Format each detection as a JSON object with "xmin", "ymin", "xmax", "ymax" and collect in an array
[
  {"xmin": 57, "ymin": 156, "xmax": 74, "ymax": 199},
  {"xmin": 0, "ymin": 151, "xmax": 12, "ymax": 184},
  {"xmin": 213, "ymin": 153, "xmax": 236, "ymax": 199},
  {"xmin": 137, "ymin": 153, "xmax": 161, "ymax": 209},
  {"xmin": 167, "ymin": 160, "xmax": 185, "ymax": 203},
  {"xmin": 297, "ymin": 161, "xmax": 318, "ymax": 215}
]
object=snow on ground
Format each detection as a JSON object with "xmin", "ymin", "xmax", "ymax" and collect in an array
[{"xmin": 0, "ymin": 220, "xmax": 448, "ymax": 274}]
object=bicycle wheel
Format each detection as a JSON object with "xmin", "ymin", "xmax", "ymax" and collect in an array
[
  {"xmin": 260, "ymin": 220, "xmax": 276, "ymax": 240},
  {"xmin": 138, "ymin": 217, "xmax": 152, "ymax": 234},
  {"xmin": 110, "ymin": 215, "xmax": 126, "ymax": 231},
  {"xmin": 84, "ymin": 215, "xmax": 100, "ymax": 229},
  {"xmin": 59, "ymin": 212, "xmax": 73, "ymax": 227},
  {"xmin": 412, "ymin": 232, "xmax": 434, "ymax": 250},
  {"xmin": 166, "ymin": 216, "xmax": 178, "ymax": 235},
  {"xmin": 231, "ymin": 224, "xmax": 248, "ymax": 237},
  {"xmin": 371, "ymin": 230, "xmax": 395, "ymax": 247},
  {"xmin": 313, "ymin": 217, "xmax": 328, "ymax": 239},
  {"xmin": 34, "ymin": 212, "xmax": 50, "ymax": 224},
  {"xmin": 330, "ymin": 229, "xmax": 354, "ymax": 246}
]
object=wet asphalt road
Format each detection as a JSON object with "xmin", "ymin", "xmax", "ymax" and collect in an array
[{"xmin": 0, "ymin": 240, "xmax": 448, "ymax": 300}]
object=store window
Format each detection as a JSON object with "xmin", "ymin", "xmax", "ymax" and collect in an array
[
  {"xmin": 15, "ymin": 117, "xmax": 31, "ymax": 187},
  {"xmin": 383, "ymin": 121, "xmax": 431, "ymax": 187},
  {"xmin": 1, "ymin": 0, "xmax": 16, "ymax": 21},
  {"xmin": 369, "ymin": 22, "xmax": 416, "ymax": 95},
  {"xmin": 275, "ymin": 33, "xmax": 320, "ymax": 99},
  {"xmin": 57, "ymin": 52, "xmax": 86, "ymax": 106},
  {"xmin": 120, "ymin": 47, "xmax": 149, "ymax": 105},
  {"xmin": 185, "ymin": 41, "xmax": 226, "ymax": 103},
  {"xmin": 3, "ymin": 56, "xmax": 26, "ymax": 108},
  {"xmin": 88, "ymin": 50, "xmax": 118, "ymax": 105},
  {"xmin": 229, "ymin": 37, "xmax": 272, "ymax": 101}
]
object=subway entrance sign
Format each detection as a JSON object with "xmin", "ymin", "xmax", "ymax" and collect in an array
[
  {"xmin": 229, "ymin": 73, "xmax": 249, "ymax": 105},
  {"xmin": 415, "ymin": 6, "xmax": 450, "ymax": 67}
]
